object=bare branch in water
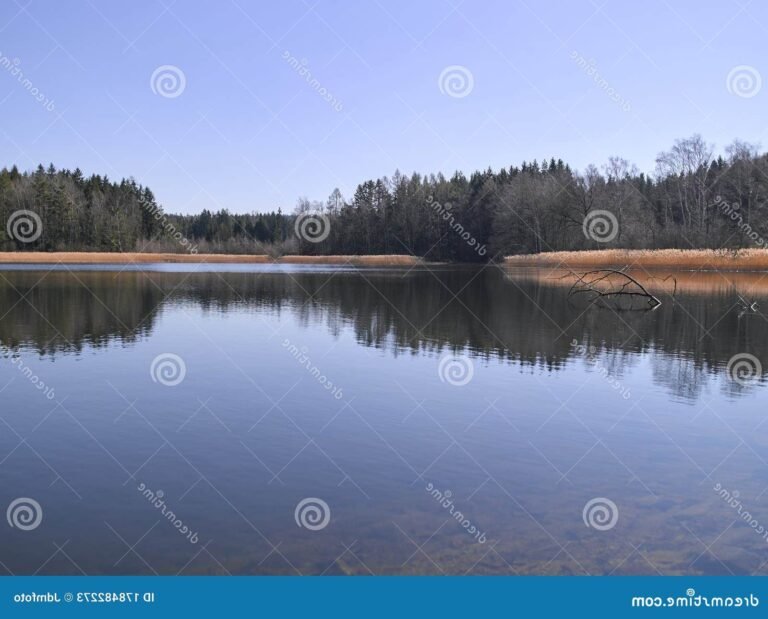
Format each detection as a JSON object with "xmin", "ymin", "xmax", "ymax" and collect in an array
[{"xmin": 565, "ymin": 269, "xmax": 662, "ymax": 311}]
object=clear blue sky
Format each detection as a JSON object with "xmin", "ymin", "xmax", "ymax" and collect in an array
[{"xmin": 1, "ymin": 0, "xmax": 766, "ymax": 214}]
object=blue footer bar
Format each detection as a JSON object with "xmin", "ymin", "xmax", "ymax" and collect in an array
[{"xmin": 0, "ymin": 577, "xmax": 765, "ymax": 617}]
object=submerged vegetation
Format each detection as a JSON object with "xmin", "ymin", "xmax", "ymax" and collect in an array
[{"xmin": 2, "ymin": 134, "xmax": 768, "ymax": 260}]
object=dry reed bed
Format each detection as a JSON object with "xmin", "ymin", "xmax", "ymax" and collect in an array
[
  {"xmin": 505, "ymin": 249, "xmax": 768, "ymax": 271},
  {"xmin": 505, "ymin": 266, "xmax": 768, "ymax": 297},
  {"xmin": 0, "ymin": 252, "xmax": 422, "ymax": 266}
]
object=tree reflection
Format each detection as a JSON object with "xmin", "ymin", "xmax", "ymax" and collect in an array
[{"xmin": 0, "ymin": 267, "xmax": 764, "ymax": 400}]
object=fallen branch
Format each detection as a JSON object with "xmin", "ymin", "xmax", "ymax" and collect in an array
[{"xmin": 566, "ymin": 269, "xmax": 662, "ymax": 311}]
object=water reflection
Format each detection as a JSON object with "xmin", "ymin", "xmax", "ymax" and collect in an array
[{"xmin": 1, "ymin": 266, "xmax": 765, "ymax": 401}]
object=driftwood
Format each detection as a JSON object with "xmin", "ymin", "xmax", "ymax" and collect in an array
[{"xmin": 563, "ymin": 269, "xmax": 662, "ymax": 311}]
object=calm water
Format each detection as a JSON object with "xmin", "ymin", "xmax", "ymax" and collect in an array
[{"xmin": 1, "ymin": 264, "xmax": 767, "ymax": 575}]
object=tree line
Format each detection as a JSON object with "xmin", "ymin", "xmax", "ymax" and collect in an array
[{"xmin": 2, "ymin": 134, "xmax": 766, "ymax": 260}]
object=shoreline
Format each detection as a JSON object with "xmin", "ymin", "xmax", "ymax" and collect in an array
[
  {"xmin": 504, "ymin": 249, "xmax": 768, "ymax": 272},
  {"xmin": 0, "ymin": 252, "xmax": 423, "ymax": 266},
  {"xmin": 4, "ymin": 249, "xmax": 768, "ymax": 271}
]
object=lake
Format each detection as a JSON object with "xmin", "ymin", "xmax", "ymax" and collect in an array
[{"xmin": 0, "ymin": 263, "xmax": 767, "ymax": 575}]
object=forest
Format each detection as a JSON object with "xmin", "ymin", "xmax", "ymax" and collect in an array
[{"xmin": 1, "ymin": 134, "xmax": 766, "ymax": 262}]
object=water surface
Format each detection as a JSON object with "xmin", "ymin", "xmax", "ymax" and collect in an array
[{"xmin": 1, "ymin": 264, "xmax": 767, "ymax": 575}]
